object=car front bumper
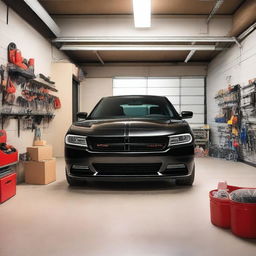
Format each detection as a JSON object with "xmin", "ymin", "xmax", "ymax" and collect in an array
[{"xmin": 65, "ymin": 144, "xmax": 195, "ymax": 181}]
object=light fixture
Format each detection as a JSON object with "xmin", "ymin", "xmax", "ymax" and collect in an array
[
  {"xmin": 132, "ymin": 0, "xmax": 151, "ymax": 28},
  {"xmin": 60, "ymin": 44, "xmax": 223, "ymax": 51}
]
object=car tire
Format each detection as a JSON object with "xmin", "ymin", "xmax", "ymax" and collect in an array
[
  {"xmin": 176, "ymin": 166, "xmax": 195, "ymax": 186},
  {"xmin": 66, "ymin": 172, "xmax": 85, "ymax": 186}
]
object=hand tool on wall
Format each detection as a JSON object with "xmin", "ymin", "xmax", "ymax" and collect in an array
[
  {"xmin": 17, "ymin": 116, "xmax": 21, "ymax": 137},
  {"xmin": 8, "ymin": 42, "xmax": 35, "ymax": 72},
  {"xmin": 6, "ymin": 79, "xmax": 16, "ymax": 94},
  {"xmin": 0, "ymin": 65, "xmax": 7, "ymax": 93},
  {"xmin": 53, "ymin": 97, "xmax": 61, "ymax": 109},
  {"xmin": 39, "ymin": 73, "xmax": 55, "ymax": 85}
]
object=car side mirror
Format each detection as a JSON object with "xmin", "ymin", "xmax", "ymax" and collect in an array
[
  {"xmin": 181, "ymin": 111, "xmax": 193, "ymax": 119},
  {"xmin": 76, "ymin": 112, "xmax": 88, "ymax": 120}
]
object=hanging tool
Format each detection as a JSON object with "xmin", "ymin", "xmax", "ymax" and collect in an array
[
  {"xmin": 0, "ymin": 65, "xmax": 7, "ymax": 93},
  {"xmin": 8, "ymin": 42, "xmax": 34, "ymax": 71},
  {"xmin": 17, "ymin": 116, "xmax": 21, "ymax": 137}
]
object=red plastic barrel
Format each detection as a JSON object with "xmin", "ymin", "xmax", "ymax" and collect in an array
[
  {"xmin": 209, "ymin": 190, "xmax": 231, "ymax": 228},
  {"xmin": 231, "ymin": 200, "xmax": 256, "ymax": 238}
]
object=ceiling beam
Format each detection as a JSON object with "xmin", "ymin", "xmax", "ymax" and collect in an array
[
  {"xmin": 2, "ymin": 0, "xmax": 60, "ymax": 38},
  {"xmin": 23, "ymin": 0, "xmax": 60, "ymax": 37},
  {"xmin": 94, "ymin": 51, "xmax": 105, "ymax": 65},
  {"xmin": 206, "ymin": 0, "xmax": 225, "ymax": 24},
  {"xmin": 60, "ymin": 44, "xmax": 225, "ymax": 51},
  {"xmin": 228, "ymin": 0, "xmax": 256, "ymax": 37},
  {"xmin": 184, "ymin": 50, "xmax": 196, "ymax": 63},
  {"xmin": 184, "ymin": 42, "xmax": 196, "ymax": 63},
  {"xmin": 238, "ymin": 22, "xmax": 256, "ymax": 41},
  {"xmin": 53, "ymin": 36, "xmax": 236, "ymax": 43}
]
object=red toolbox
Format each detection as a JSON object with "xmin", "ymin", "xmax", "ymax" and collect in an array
[
  {"xmin": 0, "ymin": 129, "xmax": 18, "ymax": 167},
  {"xmin": 209, "ymin": 185, "xmax": 256, "ymax": 238},
  {"xmin": 0, "ymin": 172, "xmax": 16, "ymax": 203}
]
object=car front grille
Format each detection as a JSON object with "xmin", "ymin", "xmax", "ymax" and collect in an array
[
  {"xmin": 87, "ymin": 136, "xmax": 169, "ymax": 152},
  {"xmin": 93, "ymin": 163, "xmax": 162, "ymax": 176}
]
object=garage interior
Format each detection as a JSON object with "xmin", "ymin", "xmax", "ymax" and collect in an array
[{"xmin": 0, "ymin": 0, "xmax": 256, "ymax": 255}]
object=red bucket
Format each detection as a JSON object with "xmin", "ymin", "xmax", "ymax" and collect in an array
[
  {"xmin": 210, "ymin": 185, "xmax": 256, "ymax": 238},
  {"xmin": 210, "ymin": 191, "xmax": 231, "ymax": 228},
  {"xmin": 209, "ymin": 185, "xmax": 241, "ymax": 229},
  {"xmin": 231, "ymin": 197, "xmax": 256, "ymax": 238}
]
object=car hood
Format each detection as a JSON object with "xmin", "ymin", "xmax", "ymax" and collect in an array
[{"xmin": 67, "ymin": 118, "xmax": 192, "ymax": 137}]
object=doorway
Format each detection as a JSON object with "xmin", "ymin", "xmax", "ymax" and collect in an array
[{"xmin": 72, "ymin": 76, "xmax": 80, "ymax": 122}]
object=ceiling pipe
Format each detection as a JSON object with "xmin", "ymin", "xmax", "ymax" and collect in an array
[{"xmin": 206, "ymin": 0, "xmax": 225, "ymax": 24}]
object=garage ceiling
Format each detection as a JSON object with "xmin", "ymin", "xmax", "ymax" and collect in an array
[
  {"xmin": 38, "ymin": 0, "xmax": 246, "ymax": 64},
  {"xmin": 65, "ymin": 48, "xmax": 220, "ymax": 64},
  {"xmin": 39, "ymin": 0, "xmax": 244, "ymax": 15},
  {"xmin": 56, "ymin": 40, "xmax": 234, "ymax": 64}
]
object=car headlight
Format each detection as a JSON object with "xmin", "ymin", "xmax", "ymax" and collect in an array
[
  {"xmin": 168, "ymin": 133, "xmax": 193, "ymax": 146},
  {"xmin": 65, "ymin": 134, "xmax": 88, "ymax": 147}
]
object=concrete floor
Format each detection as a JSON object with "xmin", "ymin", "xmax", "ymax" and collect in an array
[{"xmin": 0, "ymin": 158, "xmax": 256, "ymax": 256}]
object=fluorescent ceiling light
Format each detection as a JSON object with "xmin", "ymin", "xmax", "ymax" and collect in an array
[
  {"xmin": 132, "ymin": 0, "xmax": 151, "ymax": 28},
  {"xmin": 60, "ymin": 44, "xmax": 224, "ymax": 51}
]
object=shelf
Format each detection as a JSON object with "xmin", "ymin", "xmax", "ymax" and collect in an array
[
  {"xmin": 0, "ymin": 161, "xmax": 18, "ymax": 170},
  {"xmin": 214, "ymin": 89, "xmax": 240, "ymax": 99},
  {"xmin": 241, "ymin": 83, "xmax": 256, "ymax": 90},
  {"xmin": 30, "ymin": 78, "xmax": 58, "ymax": 92},
  {"xmin": 0, "ymin": 169, "xmax": 15, "ymax": 179},
  {"xmin": 8, "ymin": 63, "xmax": 35, "ymax": 79},
  {"xmin": 0, "ymin": 113, "xmax": 54, "ymax": 117},
  {"xmin": 0, "ymin": 113, "xmax": 55, "ymax": 136},
  {"xmin": 218, "ymin": 100, "xmax": 239, "ymax": 106},
  {"xmin": 241, "ymin": 104, "xmax": 254, "ymax": 109}
]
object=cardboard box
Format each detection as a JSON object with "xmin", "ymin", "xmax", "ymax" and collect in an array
[
  {"xmin": 33, "ymin": 140, "xmax": 46, "ymax": 146},
  {"xmin": 27, "ymin": 145, "xmax": 52, "ymax": 161},
  {"xmin": 24, "ymin": 158, "xmax": 56, "ymax": 185}
]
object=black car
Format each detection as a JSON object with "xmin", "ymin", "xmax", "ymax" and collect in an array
[{"xmin": 65, "ymin": 95, "xmax": 195, "ymax": 186}]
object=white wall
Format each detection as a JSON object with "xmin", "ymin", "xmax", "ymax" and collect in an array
[
  {"xmin": 207, "ymin": 29, "xmax": 256, "ymax": 163},
  {"xmin": 44, "ymin": 63, "xmax": 75, "ymax": 157},
  {"xmin": 0, "ymin": 2, "xmax": 71, "ymax": 154},
  {"xmin": 83, "ymin": 64, "xmax": 207, "ymax": 78},
  {"xmin": 80, "ymin": 78, "xmax": 113, "ymax": 113},
  {"xmin": 80, "ymin": 64, "xmax": 207, "ymax": 113},
  {"xmin": 55, "ymin": 15, "xmax": 232, "ymax": 37}
]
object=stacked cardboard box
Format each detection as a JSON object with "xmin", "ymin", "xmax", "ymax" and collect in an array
[{"xmin": 24, "ymin": 145, "xmax": 56, "ymax": 185}]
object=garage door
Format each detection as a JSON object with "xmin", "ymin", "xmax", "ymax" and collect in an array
[{"xmin": 113, "ymin": 77, "xmax": 205, "ymax": 126}]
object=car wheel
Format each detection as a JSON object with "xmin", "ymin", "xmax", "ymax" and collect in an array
[
  {"xmin": 176, "ymin": 166, "xmax": 195, "ymax": 186},
  {"xmin": 66, "ymin": 172, "xmax": 85, "ymax": 186}
]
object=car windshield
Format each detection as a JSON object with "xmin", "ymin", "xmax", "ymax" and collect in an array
[{"xmin": 88, "ymin": 96, "xmax": 180, "ymax": 120}]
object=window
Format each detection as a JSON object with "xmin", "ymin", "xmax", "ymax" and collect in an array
[
  {"xmin": 113, "ymin": 77, "xmax": 205, "ymax": 126},
  {"xmin": 89, "ymin": 95, "xmax": 179, "ymax": 120}
]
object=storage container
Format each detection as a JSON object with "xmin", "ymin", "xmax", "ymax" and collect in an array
[
  {"xmin": 209, "ymin": 185, "xmax": 256, "ymax": 238},
  {"xmin": 0, "ymin": 129, "xmax": 18, "ymax": 167},
  {"xmin": 0, "ymin": 172, "xmax": 16, "ymax": 203}
]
